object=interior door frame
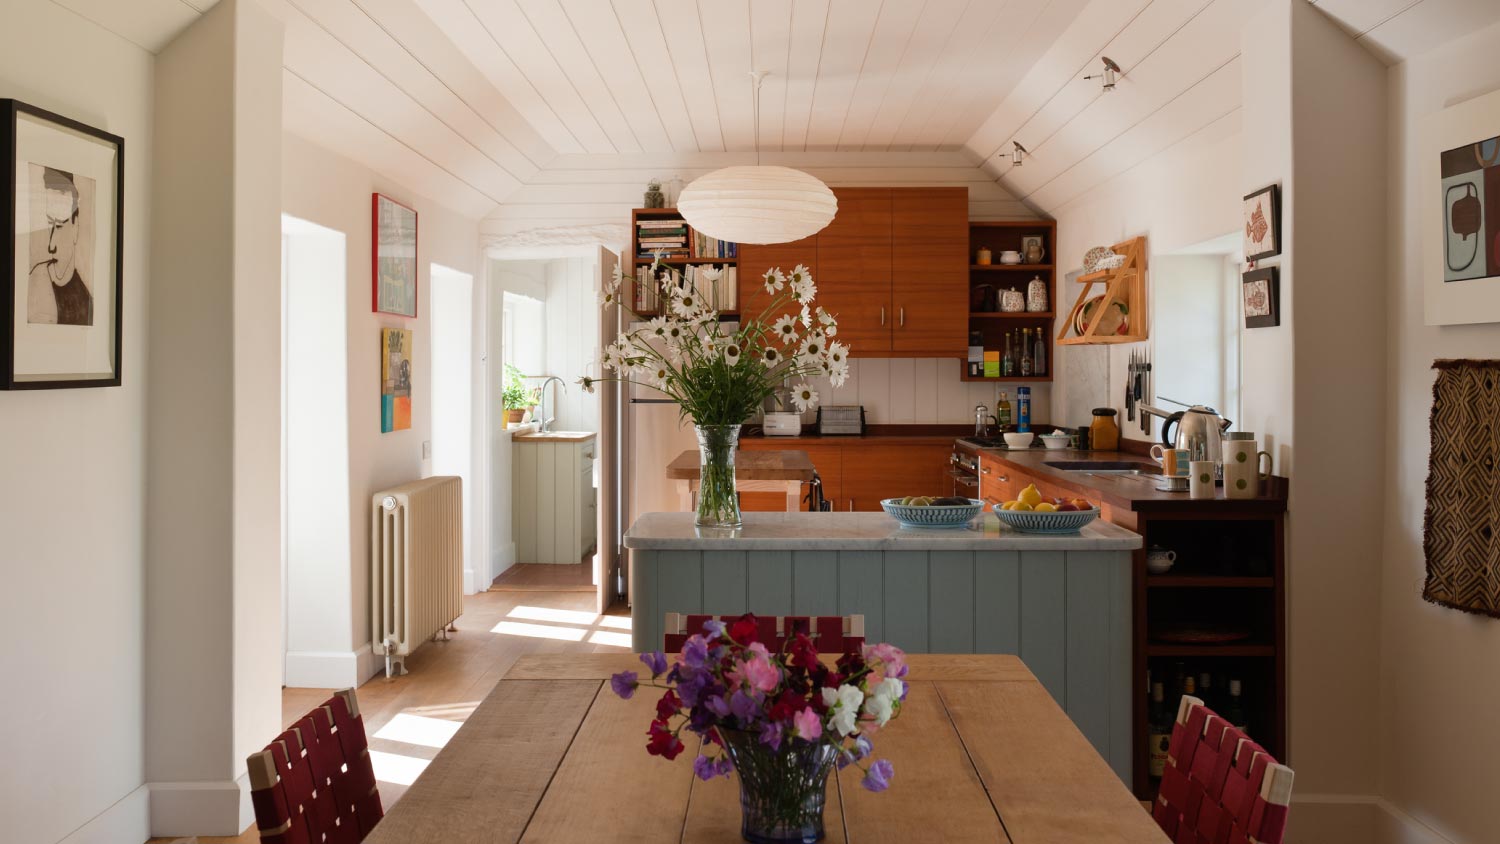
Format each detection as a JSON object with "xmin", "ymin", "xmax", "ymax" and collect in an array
[{"xmin": 596, "ymin": 246, "xmax": 622, "ymax": 614}]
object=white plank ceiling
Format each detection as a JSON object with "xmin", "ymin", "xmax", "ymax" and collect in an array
[{"xmin": 49, "ymin": 0, "xmax": 1500, "ymax": 234}]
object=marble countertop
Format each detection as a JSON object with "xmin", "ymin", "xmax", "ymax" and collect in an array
[{"xmin": 623, "ymin": 511, "xmax": 1142, "ymax": 551}]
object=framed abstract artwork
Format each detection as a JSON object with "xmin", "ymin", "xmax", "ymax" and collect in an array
[
  {"xmin": 1242, "ymin": 266, "xmax": 1280, "ymax": 329},
  {"xmin": 373, "ymin": 193, "xmax": 417, "ymax": 318},
  {"xmin": 1424, "ymin": 87, "xmax": 1500, "ymax": 325},
  {"xmin": 1242, "ymin": 184, "xmax": 1280, "ymax": 263},
  {"xmin": 1, "ymin": 99, "xmax": 124, "ymax": 389},
  {"xmin": 381, "ymin": 327, "xmax": 412, "ymax": 433}
]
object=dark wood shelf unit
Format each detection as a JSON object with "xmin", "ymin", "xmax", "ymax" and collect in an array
[
  {"xmin": 1145, "ymin": 644, "xmax": 1276, "ymax": 658},
  {"xmin": 1147, "ymin": 576, "xmax": 1275, "ymax": 589},
  {"xmin": 965, "ymin": 221, "xmax": 1056, "ymax": 383},
  {"xmin": 630, "ymin": 208, "xmax": 740, "ymax": 313}
]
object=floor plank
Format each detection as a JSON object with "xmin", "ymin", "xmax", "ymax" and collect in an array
[
  {"xmin": 144, "ymin": 589, "xmax": 629, "ymax": 844},
  {"xmin": 490, "ymin": 561, "xmax": 596, "ymax": 592}
]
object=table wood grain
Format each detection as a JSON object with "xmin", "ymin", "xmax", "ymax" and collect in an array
[
  {"xmin": 365, "ymin": 654, "xmax": 1166, "ymax": 844},
  {"xmin": 666, "ymin": 449, "xmax": 818, "ymax": 482}
]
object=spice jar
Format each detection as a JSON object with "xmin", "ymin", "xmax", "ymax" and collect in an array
[
  {"xmin": 976, "ymin": 246, "xmax": 992, "ymax": 266},
  {"xmin": 1090, "ymin": 407, "xmax": 1120, "ymax": 451}
]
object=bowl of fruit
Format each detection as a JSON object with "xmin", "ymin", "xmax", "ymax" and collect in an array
[
  {"xmin": 993, "ymin": 484, "xmax": 1099, "ymax": 534},
  {"xmin": 881, "ymin": 496, "xmax": 986, "ymax": 529}
]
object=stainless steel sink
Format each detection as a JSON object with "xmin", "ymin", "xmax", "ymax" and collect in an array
[{"xmin": 1044, "ymin": 460, "xmax": 1161, "ymax": 476}]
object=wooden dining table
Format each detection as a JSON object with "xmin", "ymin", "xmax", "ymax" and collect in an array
[
  {"xmin": 364, "ymin": 653, "xmax": 1168, "ymax": 843},
  {"xmin": 667, "ymin": 448, "xmax": 817, "ymax": 513}
]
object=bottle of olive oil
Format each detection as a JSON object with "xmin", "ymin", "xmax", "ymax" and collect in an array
[{"xmin": 996, "ymin": 391, "xmax": 1012, "ymax": 429}]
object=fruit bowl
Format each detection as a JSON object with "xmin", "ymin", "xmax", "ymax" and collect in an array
[
  {"xmin": 881, "ymin": 498, "xmax": 985, "ymax": 529},
  {"xmin": 992, "ymin": 505, "xmax": 1100, "ymax": 534}
]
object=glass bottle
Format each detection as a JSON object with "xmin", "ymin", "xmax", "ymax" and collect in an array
[
  {"xmin": 1033, "ymin": 327, "xmax": 1047, "ymax": 376},
  {"xmin": 1019, "ymin": 328, "xmax": 1034, "ymax": 377},
  {"xmin": 1148, "ymin": 681, "xmax": 1170, "ymax": 778},
  {"xmin": 996, "ymin": 391, "xmax": 1012, "ymax": 428},
  {"xmin": 1225, "ymin": 680, "xmax": 1248, "ymax": 731},
  {"xmin": 1002, "ymin": 331, "xmax": 1015, "ymax": 377}
]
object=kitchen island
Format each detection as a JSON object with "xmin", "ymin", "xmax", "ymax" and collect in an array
[{"xmin": 624, "ymin": 510, "xmax": 1143, "ymax": 783}]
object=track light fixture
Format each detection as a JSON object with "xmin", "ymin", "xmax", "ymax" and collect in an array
[
  {"xmin": 1011, "ymin": 141, "xmax": 1028, "ymax": 167},
  {"xmin": 1085, "ymin": 57, "xmax": 1123, "ymax": 91}
]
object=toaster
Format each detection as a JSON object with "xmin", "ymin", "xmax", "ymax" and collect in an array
[
  {"xmin": 816, "ymin": 406, "xmax": 865, "ymax": 436},
  {"xmin": 762, "ymin": 412, "xmax": 802, "ymax": 437}
]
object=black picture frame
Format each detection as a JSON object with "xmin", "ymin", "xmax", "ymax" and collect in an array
[
  {"xmin": 1242, "ymin": 183, "xmax": 1281, "ymax": 262},
  {"xmin": 1242, "ymin": 266, "xmax": 1280, "ymax": 328},
  {"xmin": 1, "ymin": 99, "xmax": 125, "ymax": 389}
]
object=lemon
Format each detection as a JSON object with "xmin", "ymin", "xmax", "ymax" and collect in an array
[
  {"xmin": 1035, "ymin": 502, "xmax": 1058, "ymax": 512},
  {"xmin": 1018, "ymin": 484, "xmax": 1043, "ymax": 508},
  {"xmin": 999, "ymin": 501, "xmax": 1017, "ymax": 510},
  {"xmin": 1011, "ymin": 501, "xmax": 1035, "ymax": 512},
  {"xmin": 899, "ymin": 496, "xmax": 915, "ymax": 506}
]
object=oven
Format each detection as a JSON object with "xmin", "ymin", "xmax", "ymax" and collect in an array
[{"xmin": 950, "ymin": 446, "xmax": 981, "ymax": 498}]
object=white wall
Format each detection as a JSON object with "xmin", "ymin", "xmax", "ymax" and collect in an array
[
  {"xmin": 1381, "ymin": 17, "xmax": 1500, "ymax": 844},
  {"xmin": 0, "ymin": 4, "xmax": 154, "ymax": 841},
  {"xmin": 543, "ymin": 255, "xmax": 601, "ymax": 433},
  {"xmin": 281, "ymin": 131, "xmax": 483, "ymax": 675}
]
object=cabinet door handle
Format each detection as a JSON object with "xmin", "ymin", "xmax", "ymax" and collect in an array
[
  {"xmin": 996, "ymin": 475, "xmax": 1009, "ymax": 483},
  {"xmin": 899, "ymin": 307, "xmax": 905, "ymax": 327},
  {"xmin": 981, "ymin": 467, "xmax": 992, "ymax": 475},
  {"xmin": 880, "ymin": 306, "xmax": 886, "ymax": 326},
  {"xmin": 848, "ymin": 500, "xmax": 854, "ymax": 512}
]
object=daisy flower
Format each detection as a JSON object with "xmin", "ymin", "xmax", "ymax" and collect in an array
[
  {"xmin": 599, "ymin": 288, "xmax": 622, "ymax": 307},
  {"xmin": 790, "ymin": 383, "xmax": 820, "ymax": 413},
  {"xmin": 671, "ymin": 292, "xmax": 701, "ymax": 318},
  {"xmin": 828, "ymin": 341, "xmax": 849, "ymax": 367},
  {"xmin": 798, "ymin": 332, "xmax": 827, "ymax": 363},
  {"xmin": 577, "ymin": 375, "xmax": 596, "ymax": 394},
  {"xmin": 771, "ymin": 314, "xmax": 800, "ymax": 345},
  {"xmin": 723, "ymin": 342, "xmax": 742, "ymax": 366},
  {"xmin": 763, "ymin": 268, "xmax": 786, "ymax": 296},
  {"xmin": 791, "ymin": 274, "xmax": 817, "ymax": 304},
  {"xmin": 761, "ymin": 346, "xmax": 782, "ymax": 366}
]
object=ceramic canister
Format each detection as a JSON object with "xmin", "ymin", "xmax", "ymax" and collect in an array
[
  {"xmin": 1189, "ymin": 460, "xmax": 1217, "ymax": 499},
  {"xmin": 1223, "ymin": 434, "xmax": 1272, "ymax": 499}
]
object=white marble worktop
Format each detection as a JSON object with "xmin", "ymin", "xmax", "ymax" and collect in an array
[{"xmin": 623, "ymin": 511, "xmax": 1142, "ymax": 551}]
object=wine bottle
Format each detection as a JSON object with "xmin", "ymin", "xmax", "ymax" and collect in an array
[
  {"xmin": 1225, "ymin": 680, "xmax": 1249, "ymax": 731},
  {"xmin": 1033, "ymin": 326, "xmax": 1047, "ymax": 376},
  {"xmin": 1019, "ymin": 328, "xmax": 1034, "ymax": 376},
  {"xmin": 1198, "ymin": 672, "xmax": 1215, "ymax": 710},
  {"xmin": 1002, "ymin": 331, "xmax": 1016, "ymax": 377},
  {"xmin": 1148, "ymin": 681, "xmax": 1171, "ymax": 778}
]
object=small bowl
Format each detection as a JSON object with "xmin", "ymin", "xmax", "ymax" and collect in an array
[
  {"xmin": 1040, "ymin": 434, "xmax": 1071, "ymax": 450},
  {"xmin": 1003, "ymin": 432, "xmax": 1035, "ymax": 448}
]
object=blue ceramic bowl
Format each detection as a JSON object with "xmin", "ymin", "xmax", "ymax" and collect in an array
[
  {"xmin": 992, "ymin": 505, "xmax": 1100, "ymax": 534},
  {"xmin": 880, "ymin": 498, "xmax": 985, "ymax": 529}
]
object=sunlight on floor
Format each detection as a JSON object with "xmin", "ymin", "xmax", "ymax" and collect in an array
[
  {"xmin": 370, "ymin": 749, "xmax": 431, "ymax": 786},
  {"xmin": 587, "ymin": 630, "xmax": 633, "ymax": 647},
  {"xmin": 598, "ymin": 615, "xmax": 631, "ymax": 630},
  {"xmin": 507, "ymin": 605, "xmax": 601, "ymax": 625},
  {"xmin": 374, "ymin": 712, "xmax": 463, "ymax": 749},
  {"xmin": 492, "ymin": 620, "xmax": 588, "ymax": 641}
]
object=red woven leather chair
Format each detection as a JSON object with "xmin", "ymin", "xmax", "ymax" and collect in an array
[
  {"xmin": 663, "ymin": 613, "xmax": 865, "ymax": 654},
  {"xmin": 247, "ymin": 688, "xmax": 383, "ymax": 844},
  {"xmin": 1152, "ymin": 694, "xmax": 1295, "ymax": 844}
]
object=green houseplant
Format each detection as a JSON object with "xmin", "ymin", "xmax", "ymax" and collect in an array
[{"xmin": 502, "ymin": 363, "xmax": 540, "ymax": 426}]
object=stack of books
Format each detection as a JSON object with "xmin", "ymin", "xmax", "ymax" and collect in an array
[
  {"xmin": 633, "ymin": 266, "xmax": 662, "ymax": 313},
  {"xmin": 636, "ymin": 219, "xmax": 688, "ymax": 260},
  {"xmin": 685, "ymin": 265, "xmax": 738, "ymax": 312},
  {"xmin": 691, "ymin": 230, "xmax": 737, "ymax": 260}
]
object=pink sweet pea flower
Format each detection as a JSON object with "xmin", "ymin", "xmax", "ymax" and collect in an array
[
  {"xmin": 738, "ymin": 653, "xmax": 781, "ymax": 693},
  {"xmin": 863, "ymin": 642, "xmax": 907, "ymax": 680},
  {"xmin": 792, "ymin": 707, "xmax": 823, "ymax": 742}
]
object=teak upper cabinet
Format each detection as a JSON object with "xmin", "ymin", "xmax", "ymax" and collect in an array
[
  {"xmin": 736, "ymin": 186, "xmax": 968, "ymax": 358},
  {"xmin": 892, "ymin": 187, "xmax": 967, "ymax": 356}
]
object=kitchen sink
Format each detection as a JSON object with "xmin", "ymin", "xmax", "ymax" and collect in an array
[{"xmin": 1044, "ymin": 460, "xmax": 1161, "ymax": 475}]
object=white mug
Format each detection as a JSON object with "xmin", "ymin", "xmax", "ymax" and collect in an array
[
  {"xmin": 1223, "ymin": 439, "xmax": 1272, "ymax": 499},
  {"xmin": 1190, "ymin": 460, "xmax": 1217, "ymax": 499},
  {"xmin": 1146, "ymin": 547, "xmax": 1177, "ymax": 574}
]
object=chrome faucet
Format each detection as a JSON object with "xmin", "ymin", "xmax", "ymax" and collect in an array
[{"xmin": 536, "ymin": 376, "xmax": 566, "ymax": 433}]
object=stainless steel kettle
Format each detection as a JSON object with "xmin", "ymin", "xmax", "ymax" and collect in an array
[{"xmin": 1141, "ymin": 404, "xmax": 1232, "ymax": 464}]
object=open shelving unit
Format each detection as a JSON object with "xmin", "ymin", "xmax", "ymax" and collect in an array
[
  {"xmin": 630, "ymin": 208, "xmax": 739, "ymax": 319},
  {"xmin": 962, "ymin": 220, "xmax": 1057, "ymax": 383}
]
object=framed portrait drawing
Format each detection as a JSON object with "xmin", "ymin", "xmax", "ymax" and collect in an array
[
  {"xmin": 373, "ymin": 193, "xmax": 417, "ymax": 318},
  {"xmin": 2, "ymin": 99, "xmax": 124, "ymax": 389},
  {"xmin": 1242, "ymin": 184, "xmax": 1280, "ymax": 262},
  {"xmin": 1423, "ymin": 87, "xmax": 1500, "ymax": 325},
  {"xmin": 1242, "ymin": 266, "xmax": 1280, "ymax": 329}
]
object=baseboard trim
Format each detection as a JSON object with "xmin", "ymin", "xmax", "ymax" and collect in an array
[
  {"xmin": 148, "ymin": 776, "xmax": 252, "ymax": 837},
  {"xmin": 59, "ymin": 784, "xmax": 149, "ymax": 844},
  {"xmin": 1290, "ymin": 795, "xmax": 1464, "ymax": 844}
]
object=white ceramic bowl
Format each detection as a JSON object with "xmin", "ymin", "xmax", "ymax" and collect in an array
[
  {"xmin": 1040, "ymin": 434, "xmax": 1071, "ymax": 450},
  {"xmin": 1003, "ymin": 432, "xmax": 1035, "ymax": 448}
]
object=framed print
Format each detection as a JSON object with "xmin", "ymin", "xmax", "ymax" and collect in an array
[
  {"xmin": 1242, "ymin": 184, "xmax": 1280, "ymax": 262},
  {"xmin": 1423, "ymin": 86, "xmax": 1500, "ymax": 325},
  {"xmin": 2, "ymin": 99, "xmax": 124, "ymax": 389},
  {"xmin": 381, "ymin": 327, "xmax": 412, "ymax": 433},
  {"xmin": 373, "ymin": 193, "xmax": 417, "ymax": 318},
  {"xmin": 1242, "ymin": 266, "xmax": 1280, "ymax": 329}
]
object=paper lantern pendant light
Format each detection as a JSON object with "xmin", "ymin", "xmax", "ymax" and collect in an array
[
  {"xmin": 678, "ymin": 165, "xmax": 837, "ymax": 245},
  {"xmin": 676, "ymin": 71, "xmax": 838, "ymax": 245}
]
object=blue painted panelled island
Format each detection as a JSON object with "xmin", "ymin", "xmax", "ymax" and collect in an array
[{"xmin": 623, "ymin": 510, "xmax": 1144, "ymax": 784}]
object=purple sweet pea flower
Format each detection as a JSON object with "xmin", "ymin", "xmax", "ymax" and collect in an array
[
  {"xmin": 704, "ymin": 694, "xmax": 732, "ymax": 719},
  {"xmin": 693, "ymin": 754, "xmax": 729, "ymax": 781},
  {"xmin": 837, "ymin": 734, "xmax": 873, "ymax": 770},
  {"xmin": 758, "ymin": 720, "xmax": 784, "ymax": 752},
  {"xmin": 861, "ymin": 758, "xmax": 894, "ymax": 792},
  {"xmin": 677, "ymin": 668, "xmax": 712, "ymax": 708},
  {"xmin": 729, "ymin": 689, "xmax": 761, "ymax": 726},
  {"xmin": 715, "ymin": 757, "xmax": 734, "ymax": 777},
  {"xmin": 682, "ymin": 635, "xmax": 710, "ymax": 668},
  {"xmin": 610, "ymin": 670, "xmax": 638, "ymax": 699},
  {"xmin": 640, "ymin": 650, "xmax": 668, "ymax": 678},
  {"xmin": 702, "ymin": 619, "xmax": 727, "ymax": 639}
]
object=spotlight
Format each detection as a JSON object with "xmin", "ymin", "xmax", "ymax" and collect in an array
[
  {"xmin": 1011, "ymin": 141, "xmax": 1028, "ymax": 167},
  {"xmin": 1085, "ymin": 57, "xmax": 1123, "ymax": 91}
]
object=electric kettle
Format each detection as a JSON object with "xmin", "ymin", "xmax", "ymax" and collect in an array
[{"xmin": 1140, "ymin": 403, "xmax": 1233, "ymax": 464}]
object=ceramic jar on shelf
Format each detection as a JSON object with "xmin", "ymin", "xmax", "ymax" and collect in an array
[
  {"xmin": 1026, "ymin": 275, "xmax": 1048, "ymax": 312},
  {"xmin": 1001, "ymin": 289, "xmax": 1026, "ymax": 313}
]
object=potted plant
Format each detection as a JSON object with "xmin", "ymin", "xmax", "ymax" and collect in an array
[
  {"xmin": 582, "ymin": 259, "xmax": 847, "ymax": 527},
  {"xmin": 502, "ymin": 363, "xmax": 539, "ymax": 427},
  {"xmin": 611, "ymin": 615, "xmax": 906, "ymax": 843}
]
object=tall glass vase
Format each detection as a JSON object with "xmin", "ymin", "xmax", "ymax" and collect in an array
[
  {"xmin": 694, "ymin": 424, "xmax": 742, "ymax": 528},
  {"xmin": 718, "ymin": 729, "xmax": 839, "ymax": 843}
]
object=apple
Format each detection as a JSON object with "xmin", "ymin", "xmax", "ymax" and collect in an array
[{"xmin": 1057, "ymin": 503, "xmax": 1081, "ymax": 512}]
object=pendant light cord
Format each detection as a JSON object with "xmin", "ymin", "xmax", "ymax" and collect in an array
[{"xmin": 749, "ymin": 70, "xmax": 767, "ymax": 166}]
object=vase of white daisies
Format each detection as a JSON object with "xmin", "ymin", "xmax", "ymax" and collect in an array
[{"xmin": 582, "ymin": 259, "xmax": 849, "ymax": 528}]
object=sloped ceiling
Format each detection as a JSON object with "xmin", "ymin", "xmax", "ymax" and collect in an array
[{"xmin": 51, "ymin": 0, "xmax": 1500, "ymax": 235}]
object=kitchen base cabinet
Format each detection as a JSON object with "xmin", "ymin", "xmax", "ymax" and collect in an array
[
  {"xmin": 738, "ymin": 441, "xmax": 841, "ymax": 512},
  {"xmin": 513, "ymin": 437, "xmax": 597, "ymax": 564},
  {"xmin": 843, "ymin": 444, "xmax": 953, "ymax": 511}
]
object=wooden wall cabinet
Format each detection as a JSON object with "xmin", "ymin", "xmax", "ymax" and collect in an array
[{"xmin": 737, "ymin": 186, "xmax": 968, "ymax": 358}]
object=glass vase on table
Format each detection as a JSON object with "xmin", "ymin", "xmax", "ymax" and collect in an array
[
  {"xmin": 719, "ymin": 728, "xmax": 841, "ymax": 844},
  {"xmin": 695, "ymin": 423, "xmax": 743, "ymax": 528}
]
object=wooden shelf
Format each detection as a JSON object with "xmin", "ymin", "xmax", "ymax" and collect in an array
[
  {"xmin": 971, "ymin": 264, "xmax": 1054, "ymax": 271},
  {"xmin": 1147, "ymin": 576, "xmax": 1275, "ymax": 589},
  {"xmin": 634, "ymin": 257, "xmax": 738, "ymax": 265},
  {"xmin": 969, "ymin": 311, "xmax": 1054, "ymax": 320},
  {"xmin": 1146, "ymin": 644, "xmax": 1275, "ymax": 658},
  {"xmin": 1056, "ymin": 334, "xmax": 1141, "ymax": 345},
  {"xmin": 959, "ymin": 372, "xmax": 1054, "ymax": 383}
]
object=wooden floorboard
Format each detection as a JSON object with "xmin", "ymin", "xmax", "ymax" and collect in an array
[
  {"xmin": 144, "ymin": 589, "xmax": 630, "ymax": 844},
  {"xmin": 489, "ymin": 561, "xmax": 597, "ymax": 592}
]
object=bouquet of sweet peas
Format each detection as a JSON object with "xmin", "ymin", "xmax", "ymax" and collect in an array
[{"xmin": 609, "ymin": 614, "xmax": 908, "ymax": 793}]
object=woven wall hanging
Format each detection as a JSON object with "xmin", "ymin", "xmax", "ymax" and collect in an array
[{"xmin": 1424, "ymin": 360, "xmax": 1500, "ymax": 617}]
